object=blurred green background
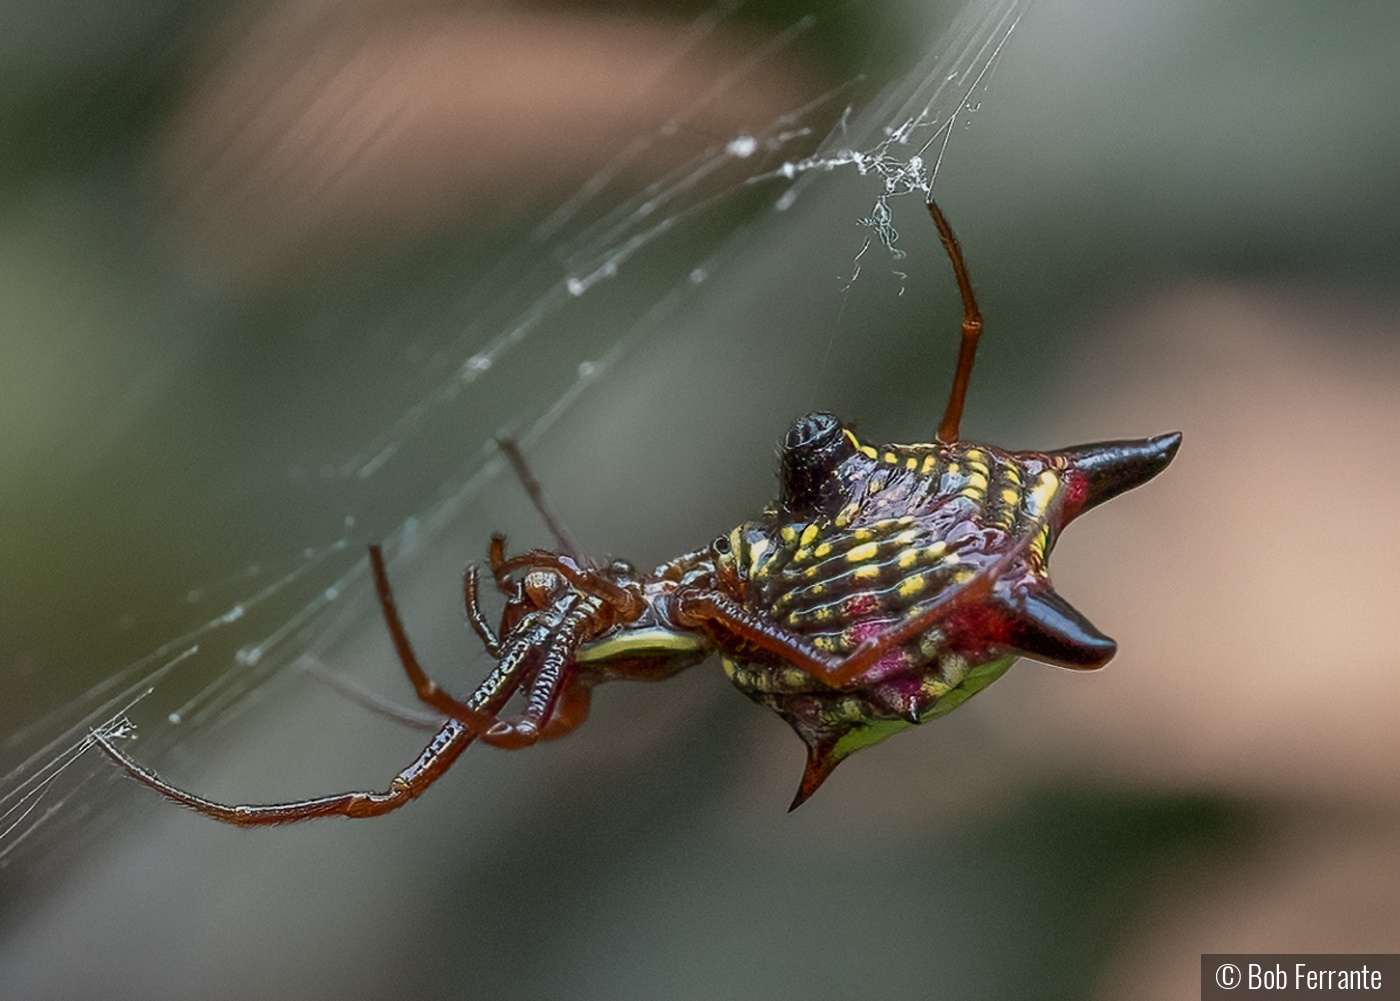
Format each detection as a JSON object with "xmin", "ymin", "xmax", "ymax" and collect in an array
[{"xmin": 2, "ymin": 0, "xmax": 1398, "ymax": 997}]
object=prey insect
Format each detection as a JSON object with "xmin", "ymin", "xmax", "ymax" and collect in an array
[{"xmin": 97, "ymin": 201, "xmax": 1181, "ymax": 820}]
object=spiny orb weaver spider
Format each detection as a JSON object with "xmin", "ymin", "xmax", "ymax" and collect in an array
[{"xmin": 97, "ymin": 201, "xmax": 1181, "ymax": 820}]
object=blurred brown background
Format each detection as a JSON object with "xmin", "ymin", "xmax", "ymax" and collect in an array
[{"xmin": 1, "ymin": 0, "xmax": 1398, "ymax": 998}]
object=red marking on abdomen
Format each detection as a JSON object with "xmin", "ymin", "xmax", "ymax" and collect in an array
[{"xmin": 842, "ymin": 593, "xmax": 881, "ymax": 618}]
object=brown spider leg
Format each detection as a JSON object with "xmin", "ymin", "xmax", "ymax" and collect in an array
[
  {"xmin": 929, "ymin": 199, "xmax": 984, "ymax": 445},
  {"xmin": 484, "ymin": 537, "xmax": 640, "ymax": 618},
  {"xmin": 387, "ymin": 609, "xmax": 561, "ymax": 745},
  {"xmin": 463, "ymin": 565, "xmax": 502, "ymax": 658},
  {"xmin": 535, "ymin": 675, "xmax": 595, "ymax": 741},
  {"xmin": 96, "ymin": 547, "xmax": 598, "ymax": 825},
  {"xmin": 495, "ymin": 433, "xmax": 589, "ymax": 566},
  {"xmin": 477, "ymin": 600, "xmax": 596, "ymax": 750},
  {"xmin": 671, "ymin": 590, "xmax": 836, "ymax": 678},
  {"xmin": 94, "ymin": 719, "xmax": 478, "ymax": 826},
  {"xmin": 369, "ymin": 544, "xmax": 503, "ymax": 733},
  {"xmin": 487, "ymin": 534, "xmax": 514, "ymax": 595},
  {"xmin": 492, "ymin": 549, "xmax": 644, "ymax": 617},
  {"xmin": 819, "ymin": 513, "xmax": 1052, "ymax": 688},
  {"xmin": 97, "ymin": 649, "xmax": 537, "ymax": 826},
  {"xmin": 516, "ymin": 604, "xmax": 592, "ymax": 731},
  {"xmin": 298, "ymin": 656, "xmax": 444, "ymax": 731},
  {"xmin": 375, "ymin": 536, "xmax": 570, "ymax": 744}
]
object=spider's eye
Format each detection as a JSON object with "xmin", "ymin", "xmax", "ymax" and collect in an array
[
  {"xmin": 779, "ymin": 412, "xmax": 856, "ymax": 518},
  {"xmin": 712, "ymin": 535, "xmax": 730, "ymax": 554}
]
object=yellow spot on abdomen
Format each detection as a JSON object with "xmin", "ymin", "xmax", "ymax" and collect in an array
[
  {"xmin": 780, "ymin": 668, "xmax": 809, "ymax": 689},
  {"xmin": 1026, "ymin": 470, "xmax": 1060, "ymax": 518},
  {"xmin": 1031, "ymin": 524, "xmax": 1053, "ymax": 561},
  {"xmin": 846, "ymin": 542, "xmax": 879, "ymax": 562}
]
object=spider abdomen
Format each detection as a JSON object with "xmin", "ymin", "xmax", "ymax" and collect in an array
[{"xmin": 707, "ymin": 416, "xmax": 1179, "ymax": 806}]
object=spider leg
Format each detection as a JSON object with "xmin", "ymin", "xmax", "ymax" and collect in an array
[
  {"xmin": 672, "ymin": 590, "xmax": 839, "ymax": 678},
  {"xmin": 298, "ymin": 655, "xmax": 444, "ymax": 731},
  {"xmin": 463, "ymin": 565, "xmax": 501, "ymax": 658},
  {"xmin": 369, "ymin": 545, "xmax": 503, "ymax": 733},
  {"xmin": 487, "ymin": 534, "xmax": 514, "ymax": 595},
  {"xmin": 819, "ymin": 498, "xmax": 1062, "ymax": 687},
  {"xmin": 376, "ymin": 543, "xmax": 603, "ymax": 747},
  {"xmin": 95, "ymin": 718, "xmax": 480, "ymax": 826},
  {"xmin": 95, "ymin": 550, "xmax": 554, "ymax": 825},
  {"xmin": 495, "ymin": 433, "xmax": 588, "ymax": 565},
  {"xmin": 673, "ymin": 579, "xmax": 988, "ymax": 692},
  {"xmin": 817, "ymin": 552, "xmax": 1011, "ymax": 688},
  {"xmin": 929, "ymin": 199, "xmax": 984, "ymax": 445},
  {"xmin": 492, "ymin": 549, "xmax": 643, "ymax": 617},
  {"xmin": 483, "ymin": 534, "xmax": 645, "ymax": 621},
  {"xmin": 535, "ymin": 674, "xmax": 595, "ymax": 741},
  {"xmin": 477, "ymin": 601, "xmax": 595, "ymax": 749}
]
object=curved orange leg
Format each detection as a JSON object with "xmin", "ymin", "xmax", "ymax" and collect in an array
[
  {"xmin": 462, "ymin": 565, "xmax": 501, "ymax": 658},
  {"xmin": 929, "ymin": 199, "xmax": 984, "ymax": 445},
  {"xmin": 369, "ymin": 545, "xmax": 503, "ymax": 734},
  {"xmin": 475, "ymin": 601, "xmax": 597, "ymax": 749},
  {"xmin": 94, "ymin": 720, "xmax": 479, "ymax": 825}
]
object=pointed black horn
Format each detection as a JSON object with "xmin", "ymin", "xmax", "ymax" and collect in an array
[
  {"xmin": 1006, "ymin": 587, "xmax": 1117, "ymax": 670},
  {"xmin": 1055, "ymin": 432, "xmax": 1182, "ymax": 517},
  {"xmin": 789, "ymin": 739, "xmax": 842, "ymax": 812}
]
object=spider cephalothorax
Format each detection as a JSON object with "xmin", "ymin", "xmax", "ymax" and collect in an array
[{"xmin": 97, "ymin": 200, "xmax": 1180, "ymax": 822}]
